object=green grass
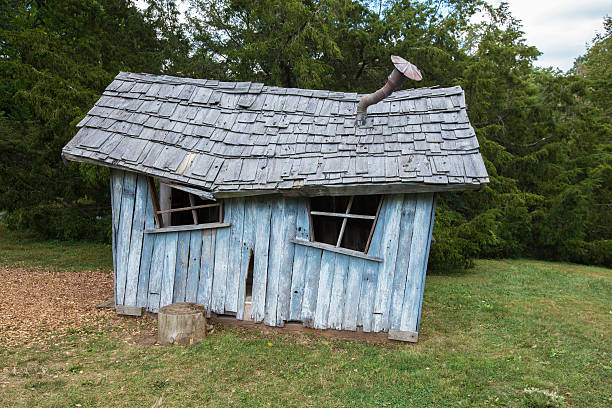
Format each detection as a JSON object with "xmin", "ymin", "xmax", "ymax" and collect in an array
[
  {"xmin": 0, "ymin": 223, "xmax": 113, "ymax": 272},
  {"xmin": 0, "ymin": 228, "xmax": 610, "ymax": 407}
]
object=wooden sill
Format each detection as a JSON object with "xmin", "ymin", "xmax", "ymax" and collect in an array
[
  {"xmin": 290, "ymin": 238, "xmax": 383, "ymax": 262},
  {"xmin": 144, "ymin": 222, "xmax": 231, "ymax": 234}
]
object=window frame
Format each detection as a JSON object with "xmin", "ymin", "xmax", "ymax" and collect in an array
[
  {"xmin": 307, "ymin": 195, "xmax": 383, "ymax": 254},
  {"xmin": 145, "ymin": 177, "xmax": 227, "ymax": 233}
]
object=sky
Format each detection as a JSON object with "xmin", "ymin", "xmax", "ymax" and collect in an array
[{"xmin": 495, "ymin": 0, "xmax": 609, "ymax": 71}]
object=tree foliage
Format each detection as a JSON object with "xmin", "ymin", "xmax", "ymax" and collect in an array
[{"xmin": 1, "ymin": 1, "xmax": 610, "ymax": 267}]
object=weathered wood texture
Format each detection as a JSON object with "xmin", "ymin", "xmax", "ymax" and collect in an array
[
  {"xmin": 157, "ymin": 302, "xmax": 207, "ymax": 345},
  {"xmin": 110, "ymin": 171, "xmax": 435, "ymax": 339}
]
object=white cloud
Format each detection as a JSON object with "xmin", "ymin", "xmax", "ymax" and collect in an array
[{"xmin": 495, "ymin": 0, "xmax": 609, "ymax": 71}]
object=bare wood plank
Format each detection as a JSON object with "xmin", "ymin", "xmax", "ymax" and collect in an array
[
  {"xmin": 251, "ymin": 198, "xmax": 271, "ymax": 323},
  {"xmin": 388, "ymin": 330, "xmax": 418, "ymax": 343},
  {"xmin": 188, "ymin": 194, "xmax": 199, "ymax": 224},
  {"xmin": 144, "ymin": 222, "xmax": 231, "ymax": 234},
  {"xmin": 290, "ymin": 238, "xmax": 383, "ymax": 262},
  {"xmin": 164, "ymin": 182, "xmax": 215, "ymax": 201},
  {"xmin": 310, "ymin": 211, "xmax": 376, "ymax": 220},
  {"xmin": 156, "ymin": 202, "xmax": 220, "ymax": 215},
  {"xmin": 364, "ymin": 196, "xmax": 384, "ymax": 253},
  {"xmin": 146, "ymin": 176, "xmax": 162, "ymax": 228}
]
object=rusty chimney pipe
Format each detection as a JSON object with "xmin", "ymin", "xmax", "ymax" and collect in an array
[{"xmin": 356, "ymin": 56, "xmax": 422, "ymax": 126}]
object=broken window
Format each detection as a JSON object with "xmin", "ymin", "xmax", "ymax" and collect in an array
[
  {"xmin": 309, "ymin": 195, "xmax": 383, "ymax": 253},
  {"xmin": 147, "ymin": 178, "xmax": 222, "ymax": 228}
]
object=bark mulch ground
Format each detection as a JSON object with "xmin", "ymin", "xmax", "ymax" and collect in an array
[{"xmin": 0, "ymin": 266, "xmax": 154, "ymax": 348}]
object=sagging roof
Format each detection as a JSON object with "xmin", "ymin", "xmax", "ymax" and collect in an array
[{"xmin": 62, "ymin": 72, "xmax": 488, "ymax": 197}]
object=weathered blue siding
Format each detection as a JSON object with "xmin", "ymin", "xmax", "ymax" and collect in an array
[{"xmin": 110, "ymin": 170, "xmax": 435, "ymax": 338}]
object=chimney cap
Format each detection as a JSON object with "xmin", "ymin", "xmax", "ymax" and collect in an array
[{"xmin": 391, "ymin": 55, "xmax": 423, "ymax": 81}]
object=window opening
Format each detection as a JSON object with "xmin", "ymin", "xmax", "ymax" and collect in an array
[
  {"xmin": 309, "ymin": 195, "xmax": 382, "ymax": 253},
  {"xmin": 148, "ymin": 177, "xmax": 222, "ymax": 228}
]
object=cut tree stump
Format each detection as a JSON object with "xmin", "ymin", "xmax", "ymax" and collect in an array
[{"xmin": 158, "ymin": 302, "xmax": 207, "ymax": 345}]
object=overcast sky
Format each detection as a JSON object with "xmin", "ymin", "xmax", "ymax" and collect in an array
[{"xmin": 496, "ymin": 0, "xmax": 609, "ymax": 71}]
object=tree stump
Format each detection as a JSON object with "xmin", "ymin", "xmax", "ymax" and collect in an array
[{"xmin": 158, "ymin": 302, "xmax": 207, "ymax": 345}]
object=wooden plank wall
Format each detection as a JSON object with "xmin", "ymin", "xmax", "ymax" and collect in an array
[{"xmin": 110, "ymin": 170, "xmax": 435, "ymax": 335}]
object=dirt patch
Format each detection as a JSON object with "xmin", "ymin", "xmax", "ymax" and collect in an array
[{"xmin": 0, "ymin": 266, "xmax": 123, "ymax": 347}]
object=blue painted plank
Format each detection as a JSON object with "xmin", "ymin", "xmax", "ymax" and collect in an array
[
  {"xmin": 327, "ymin": 253, "xmax": 350, "ymax": 330},
  {"xmin": 110, "ymin": 170, "xmax": 124, "ymax": 300},
  {"xmin": 264, "ymin": 199, "xmax": 285, "ymax": 326},
  {"xmin": 115, "ymin": 172, "xmax": 137, "ymax": 305},
  {"xmin": 237, "ymin": 200, "xmax": 256, "ymax": 320},
  {"xmin": 400, "ymin": 193, "xmax": 434, "ymax": 332},
  {"xmin": 125, "ymin": 175, "xmax": 148, "ymax": 306},
  {"xmin": 147, "ymin": 234, "xmax": 166, "ymax": 312},
  {"xmin": 185, "ymin": 231, "xmax": 203, "ymax": 302},
  {"xmin": 357, "ymin": 196, "xmax": 388, "ymax": 332},
  {"xmin": 136, "ymin": 176, "xmax": 157, "ymax": 307},
  {"xmin": 373, "ymin": 194, "xmax": 404, "ymax": 332},
  {"xmin": 341, "ymin": 257, "xmax": 365, "ymax": 331},
  {"xmin": 300, "ymin": 247, "xmax": 323, "ymax": 327},
  {"xmin": 251, "ymin": 198, "xmax": 271, "ymax": 323},
  {"xmin": 173, "ymin": 231, "xmax": 191, "ymax": 302},
  {"xmin": 276, "ymin": 198, "xmax": 298, "ymax": 326},
  {"xmin": 313, "ymin": 250, "xmax": 336, "ymax": 329},
  {"xmin": 160, "ymin": 232, "xmax": 178, "ymax": 308},
  {"xmin": 197, "ymin": 229, "xmax": 216, "ymax": 310},
  {"xmin": 289, "ymin": 200, "xmax": 311, "ymax": 321},
  {"xmin": 388, "ymin": 194, "xmax": 417, "ymax": 331},
  {"xmin": 225, "ymin": 198, "xmax": 245, "ymax": 313},
  {"xmin": 211, "ymin": 202, "xmax": 232, "ymax": 313},
  {"xmin": 416, "ymin": 194, "xmax": 436, "ymax": 331}
]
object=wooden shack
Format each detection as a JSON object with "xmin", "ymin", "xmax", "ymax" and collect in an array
[{"xmin": 62, "ymin": 70, "xmax": 488, "ymax": 342}]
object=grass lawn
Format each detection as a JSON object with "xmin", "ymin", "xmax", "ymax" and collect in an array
[{"xmin": 0, "ymin": 227, "xmax": 610, "ymax": 407}]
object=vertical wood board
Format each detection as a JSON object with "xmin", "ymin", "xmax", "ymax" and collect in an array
[
  {"xmin": 125, "ymin": 175, "xmax": 148, "ymax": 305},
  {"xmin": 225, "ymin": 198, "xmax": 245, "ymax": 313},
  {"xmin": 388, "ymin": 194, "xmax": 417, "ymax": 331},
  {"xmin": 185, "ymin": 231, "xmax": 203, "ymax": 302},
  {"xmin": 251, "ymin": 198, "xmax": 271, "ymax": 323},
  {"xmin": 115, "ymin": 172, "xmax": 137, "ymax": 305},
  {"xmin": 399, "ymin": 193, "xmax": 434, "ymax": 332}
]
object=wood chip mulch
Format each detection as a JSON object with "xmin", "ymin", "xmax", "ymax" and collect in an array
[{"xmin": 0, "ymin": 266, "xmax": 132, "ymax": 348}]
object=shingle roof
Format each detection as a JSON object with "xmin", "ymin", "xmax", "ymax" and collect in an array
[{"xmin": 62, "ymin": 72, "xmax": 488, "ymax": 197}]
